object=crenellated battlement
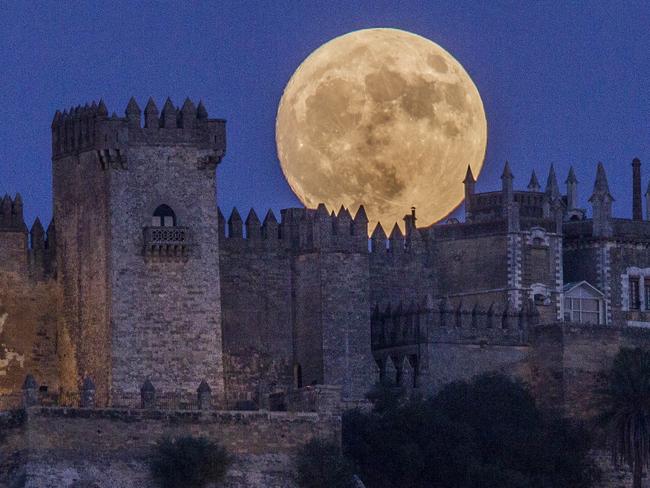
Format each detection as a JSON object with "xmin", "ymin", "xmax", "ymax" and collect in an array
[
  {"xmin": 0, "ymin": 194, "xmax": 54, "ymax": 278},
  {"xmin": 218, "ymin": 204, "xmax": 369, "ymax": 253},
  {"xmin": 0, "ymin": 194, "xmax": 25, "ymax": 231},
  {"xmin": 371, "ymin": 297, "xmax": 540, "ymax": 352},
  {"xmin": 51, "ymin": 97, "xmax": 226, "ymax": 169}
]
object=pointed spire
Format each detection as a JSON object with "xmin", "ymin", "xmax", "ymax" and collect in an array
[
  {"xmin": 52, "ymin": 110, "xmax": 62, "ymax": 128},
  {"xmin": 197, "ymin": 100, "xmax": 208, "ymax": 119},
  {"xmin": 463, "ymin": 165, "xmax": 475, "ymax": 184},
  {"xmin": 228, "ymin": 207, "xmax": 243, "ymax": 238},
  {"xmin": 180, "ymin": 98, "xmax": 196, "ymax": 129},
  {"xmin": 144, "ymin": 98, "xmax": 159, "ymax": 128},
  {"xmin": 337, "ymin": 205, "xmax": 352, "ymax": 220},
  {"xmin": 566, "ymin": 166, "xmax": 577, "ymax": 184},
  {"xmin": 501, "ymin": 161, "xmax": 513, "ymax": 180},
  {"xmin": 590, "ymin": 162, "xmax": 613, "ymax": 201},
  {"xmin": 97, "ymin": 99, "xmax": 108, "ymax": 117},
  {"xmin": 263, "ymin": 209, "xmax": 278, "ymax": 225},
  {"xmin": 315, "ymin": 203, "xmax": 329, "ymax": 219},
  {"xmin": 126, "ymin": 97, "xmax": 140, "ymax": 113},
  {"xmin": 261, "ymin": 209, "xmax": 279, "ymax": 240},
  {"xmin": 527, "ymin": 170, "xmax": 541, "ymax": 191},
  {"xmin": 352, "ymin": 205, "xmax": 368, "ymax": 240},
  {"xmin": 30, "ymin": 218, "xmax": 45, "ymax": 250},
  {"xmin": 389, "ymin": 223, "xmax": 403, "ymax": 239},
  {"xmin": 1, "ymin": 194, "xmax": 11, "ymax": 226},
  {"xmin": 566, "ymin": 166, "xmax": 579, "ymax": 211},
  {"xmin": 389, "ymin": 223, "xmax": 404, "ymax": 253},
  {"xmin": 354, "ymin": 205, "xmax": 368, "ymax": 224},
  {"xmin": 371, "ymin": 222, "xmax": 387, "ymax": 253},
  {"xmin": 245, "ymin": 209, "xmax": 261, "ymax": 240},
  {"xmin": 125, "ymin": 97, "xmax": 141, "ymax": 127},
  {"xmin": 371, "ymin": 222, "xmax": 387, "ymax": 240},
  {"xmin": 545, "ymin": 164, "xmax": 560, "ymax": 201},
  {"xmin": 161, "ymin": 97, "xmax": 177, "ymax": 128}
]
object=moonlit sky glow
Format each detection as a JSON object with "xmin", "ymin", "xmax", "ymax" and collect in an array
[{"xmin": 1, "ymin": 2, "xmax": 650, "ymax": 229}]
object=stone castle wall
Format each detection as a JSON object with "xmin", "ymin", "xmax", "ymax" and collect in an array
[
  {"xmin": 52, "ymin": 148, "xmax": 112, "ymax": 402},
  {"xmin": 0, "ymin": 205, "xmax": 58, "ymax": 400},
  {"xmin": 108, "ymin": 143, "xmax": 225, "ymax": 401},
  {"xmin": 219, "ymin": 219, "xmax": 294, "ymax": 406},
  {"xmin": 0, "ymin": 391, "xmax": 341, "ymax": 488}
]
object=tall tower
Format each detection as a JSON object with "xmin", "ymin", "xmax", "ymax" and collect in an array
[{"xmin": 51, "ymin": 98, "xmax": 226, "ymax": 404}]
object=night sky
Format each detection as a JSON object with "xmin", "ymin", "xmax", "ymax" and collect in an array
[{"xmin": 1, "ymin": 1, "xmax": 650, "ymax": 229}]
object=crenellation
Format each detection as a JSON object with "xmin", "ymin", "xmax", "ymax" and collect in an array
[
  {"xmin": 51, "ymin": 98, "xmax": 226, "ymax": 172},
  {"xmin": 228, "ymin": 207, "xmax": 243, "ymax": 238},
  {"xmin": 6, "ymin": 97, "xmax": 650, "ymax": 486}
]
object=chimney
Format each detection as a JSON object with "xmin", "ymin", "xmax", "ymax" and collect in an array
[{"xmin": 633, "ymin": 158, "xmax": 642, "ymax": 221}]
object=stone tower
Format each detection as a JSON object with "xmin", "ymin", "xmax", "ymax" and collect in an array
[{"xmin": 51, "ymin": 97, "xmax": 226, "ymax": 405}]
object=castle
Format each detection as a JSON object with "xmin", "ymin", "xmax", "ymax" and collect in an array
[{"xmin": 1, "ymin": 97, "xmax": 650, "ymax": 485}]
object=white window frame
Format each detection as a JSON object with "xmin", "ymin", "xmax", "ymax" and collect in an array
[{"xmin": 621, "ymin": 267, "xmax": 650, "ymax": 311}]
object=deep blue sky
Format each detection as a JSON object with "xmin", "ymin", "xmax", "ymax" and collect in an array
[{"xmin": 1, "ymin": 1, "xmax": 650, "ymax": 228}]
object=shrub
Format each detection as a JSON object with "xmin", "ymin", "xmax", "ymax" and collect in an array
[
  {"xmin": 344, "ymin": 374, "xmax": 599, "ymax": 488},
  {"xmin": 296, "ymin": 438, "xmax": 356, "ymax": 488},
  {"xmin": 149, "ymin": 436, "xmax": 231, "ymax": 488}
]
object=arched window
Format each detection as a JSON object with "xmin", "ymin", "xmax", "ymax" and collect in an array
[{"xmin": 152, "ymin": 204, "xmax": 176, "ymax": 227}]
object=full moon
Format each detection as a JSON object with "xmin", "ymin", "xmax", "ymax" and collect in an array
[{"xmin": 276, "ymin": 28, "xmax": 487, "ymax": 231}]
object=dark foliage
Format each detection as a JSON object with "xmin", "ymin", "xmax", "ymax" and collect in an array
[
  {"xmin": 344, "ymin": 374, "xmax": 598, "ymax": 488},
  {"xmin": 598, "ymin": 347, "xmax": 650, "ymax": 488},
  {"xmin": 295, "ymin": 438, "xmax": 357, "ymax": 488},
  {"xmin": 149, "ymin": 436, "xmax": 231, "ymax": 488}
]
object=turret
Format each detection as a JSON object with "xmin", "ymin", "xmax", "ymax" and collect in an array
[
  {"xmin": 566, "ymin": 166, "xmax": 578, "ymax": 211},
  {"xmin": 545, "ymin": 164, "xmax": 560, "ymax": 202},
  {"xmin": 633, "ymin": 157, "xmax": 642, "ymax": 221},
  {"xmin": 589, "ymin": 162, "xmax": 614, "ymax": 237},
  {"xmin": 542, "ymin": 164, "xmax": 560, "ymax": 218},
  {"xmin": 527, "ymin": 170, "xmax": 541, "ymax": 192},
  {"xmin": 463, "ymin": 165, "xmax": 476, "ymax": 219}
]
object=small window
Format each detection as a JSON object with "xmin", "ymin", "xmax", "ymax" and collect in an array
[
  {"xmin": 152, "ymin": 204, "xmax": 176, "ymax": 227},
  {"xmin": 565, "ymin": 297, "xmax": 602, "ymax": 324},
  {"xmin": 630, "ymin": 277, "xmax": 641, "ymax": 310}
]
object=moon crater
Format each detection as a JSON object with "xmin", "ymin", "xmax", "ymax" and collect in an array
[{"xmin": 276, "ymin": 28, "xmax": 487, "ymax": 230}]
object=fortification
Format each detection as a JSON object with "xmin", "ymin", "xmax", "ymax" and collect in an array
[
  {"xmin": 51, "ymin": 98, "xmax": 226, "ymax": 405},
  {"xmin": 219, "ymin": 204, "xmax": 376, "ymax": 405}
]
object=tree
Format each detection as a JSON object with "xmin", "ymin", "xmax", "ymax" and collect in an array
[
  {"xmin": 343, "ymin": 374, "xmax": 597, "ymax": 488},
  {"xmin": 148, "ymin": 436, "xmax": 231, "ymax": 488},
  {"xmin": 295, "ymin": 438, "xmax": 356, "ymax": 488},
  {"xmin": 598, "ymin": 347, "xmax": 650, "ymax": 488}
]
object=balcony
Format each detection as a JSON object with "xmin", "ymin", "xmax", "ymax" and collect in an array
[{"xmin": 143, "ymin": 226, "xmax": 190, "ymax": 261}]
